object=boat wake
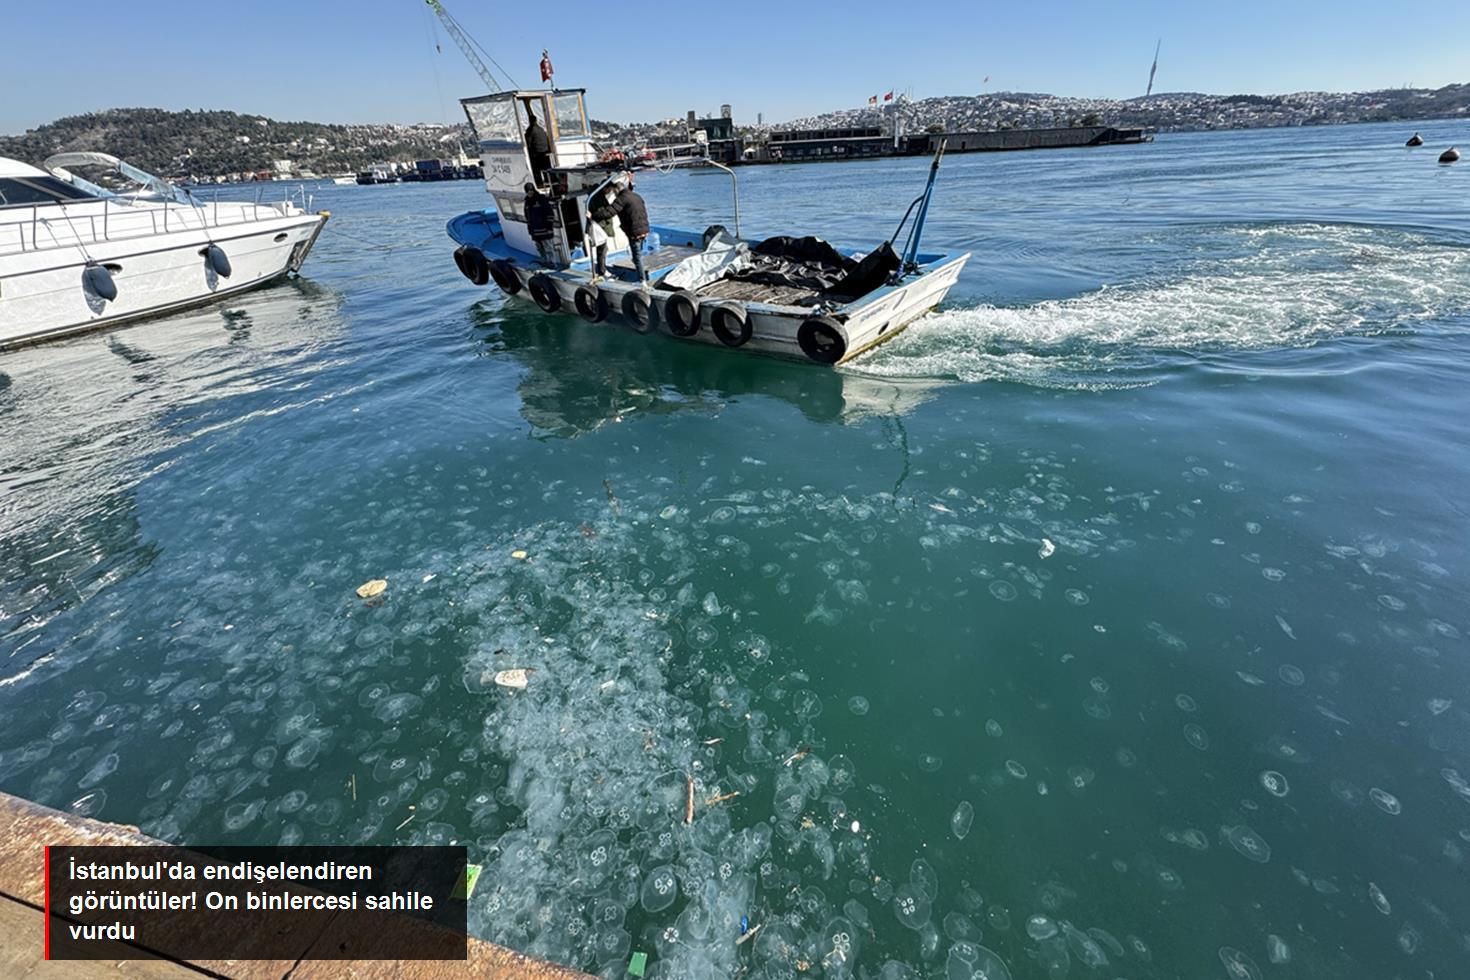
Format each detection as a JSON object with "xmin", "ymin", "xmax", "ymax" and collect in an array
[{"xmin": 859, "ymin": 223, "xmax": 1470, "ymax": 387}]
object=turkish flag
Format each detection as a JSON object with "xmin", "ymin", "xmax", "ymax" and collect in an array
[
  {"xmin": 884, "ymin": 91, "xmax": 894, "ymax": 101},
  {"xmin": 540, "ymin": 50, "xmax": 553, "ymax": 82}
]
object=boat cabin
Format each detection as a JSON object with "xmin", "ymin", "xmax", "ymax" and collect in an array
[
  {"xmin": 0, "ymin": 159, "xmax": 96, "ymax": 208},
  {"xmin": 461, "ymin": 88, "xmax": 621, "ymax": 264}
]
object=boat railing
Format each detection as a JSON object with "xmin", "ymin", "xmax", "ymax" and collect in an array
[
  {"xmin": 642, "ymin": 147, "xmax": 741, "ymax": 238},
  {"xmin": 0, "ymin": 187, "xmax": 298, "ymax": 257}
]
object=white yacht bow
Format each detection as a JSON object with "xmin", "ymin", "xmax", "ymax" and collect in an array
[{"xmin": 0, "ymin": 154, "xmax": 328, "ymax": 349}]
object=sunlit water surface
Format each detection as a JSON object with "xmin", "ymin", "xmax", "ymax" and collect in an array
[{"xmin": 4, "ymin": 120, "xmax": 1470, "ymax": 979}]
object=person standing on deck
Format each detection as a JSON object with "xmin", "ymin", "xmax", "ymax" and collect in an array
[
  {"xmin": 609, "ymin": 172, "xmax": 650, "ymax": 284},
  {"xmin": 524, "ymin": 182, "xmax": 558, "ymax": 266},
  {"xmin": 525, "ymin": 109, "xmax": 553, "ymax": 186},
  {"xmin": 587, "ymin": 183, "xmax": 619, "ymax": 281}
]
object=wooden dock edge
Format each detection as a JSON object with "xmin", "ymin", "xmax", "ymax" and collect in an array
[{"xmin": 0, "ymin": 790, "xmax": 592, "ymax": 979}]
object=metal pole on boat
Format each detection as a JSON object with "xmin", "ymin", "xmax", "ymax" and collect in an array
[
  {"xmin": 902, "ymin": 138, "xmax": 946, "ymax": 270},
  {"xmin": 703, "ymin": 160, "xmax": 741, "ymax": 238}
]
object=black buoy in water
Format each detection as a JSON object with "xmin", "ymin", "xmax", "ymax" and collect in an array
[
  {"xmin": 1440, "ymin": 147, "xmax": 1461, "ymax": 164},
  {"xmin": 1406, "ymin": 133, "xmax": 1424, "ymax": 147}
]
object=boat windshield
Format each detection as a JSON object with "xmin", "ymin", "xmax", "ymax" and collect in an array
[
  {"xmin": 0, "ymin": 175, "xmax": 96, "ymax": 208},
  {"xmin": 553, "ymin": 93, "xmax": 588, "ymax": 139}
]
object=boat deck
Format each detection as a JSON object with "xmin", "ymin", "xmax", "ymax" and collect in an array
[
  {"xmin": 696, "ymin": 278, "xmax": 824, "ymax": 306},
  {"xmin": 607, "ymin": 242, "xmax": 702, "ymax": 276}
]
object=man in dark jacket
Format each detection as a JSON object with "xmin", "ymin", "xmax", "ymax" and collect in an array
[
  {"xmin": 609, "ymin": 173, "xmax": 651, "ymax": 283},
  {"xmin": 524, "ymin": 182, "xmax": 558, "ymax": 266},
  {"xmin": 525, "ymin": 109, "xmax": 552, "ymax": 186}
]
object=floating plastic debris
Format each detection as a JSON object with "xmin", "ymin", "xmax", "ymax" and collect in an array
[
  {"xmin": 355, "ymin": 578, "xmax": 387, "ymax": 598},
  {"xmin": 510, "ymin": 549, "xmax": 528, "ymax": 560},
  {"xmin": 452, "ymin": 864, "xmax": 481, "ymax": 899},
  {"xmin": 484, "ymin": 668, "xmax": 534, "ymax": 690},
  {"xmin": 1038, "ymin": 538, "xmax": 1056, "ymax": 558},
  {"xmin": 627, "ymin": 950, "xmax": 648, "ymax": 976}
]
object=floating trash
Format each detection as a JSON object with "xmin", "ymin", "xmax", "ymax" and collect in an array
[
  {"xmin": 484, "ymin": 668, "xmax": 535, "ymax": 690},
  {"xmin": 1266, "ymin": 933, "xmax": 1291, "ymax": 964},
  {"xmin": 1038, "ymin": 538, "xmax": 1056, "ymax": 558},
  {"xmin": 355, "ymin": 578, "xmax": 387, "ymax": 599}
]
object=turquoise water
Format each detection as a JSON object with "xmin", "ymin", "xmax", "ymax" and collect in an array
[{"xmin": 4, "ymin": 119, "xmax": 1470, "ymax": 978}]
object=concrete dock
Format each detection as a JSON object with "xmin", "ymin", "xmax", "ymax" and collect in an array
[{"xmin": 0, "ymin": 791, "xmax": 591, "ymax": 979}]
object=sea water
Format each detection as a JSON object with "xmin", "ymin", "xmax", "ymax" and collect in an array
[{"xmin": 3, "ymin": 119, "xmax": 1470, "ymax": 978}]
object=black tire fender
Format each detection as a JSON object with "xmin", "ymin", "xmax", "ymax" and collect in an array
[
  {"xmin": 798, "ymin": 315, "xmax": 848, "ymax": 364},
  {"xmin": 666, "ymin": 289, "xmax": 701, "ymax": 337},
  {"xmin": 528, "ymin": 274, "xmax": 561, "ymax": 313},
  {"xmin": 489, "ymin": 259, "xmax": 520, "ymax": 294},
  {"xmin": 622, "ymin": 289, "xmax": 656, "ymax": 334},
  {"xmin": 573, "ymin": 282, "xmax": 609, "ymax": 323},
  {"xmin": 710, "ymin": 302, "xmax": 752, "ymax": 347}
]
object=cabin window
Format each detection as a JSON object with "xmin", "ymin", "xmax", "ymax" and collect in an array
[
  {"xmin": 463, "ymin": 98, "xmax": 520, "ymax": 143},
  {"xmin": 552, "ymin": 93, "xmax": 588, "ymax": 139},
  {"xmin": 0, "ymin": 176, "xmax": 94, "ymax": 207}
]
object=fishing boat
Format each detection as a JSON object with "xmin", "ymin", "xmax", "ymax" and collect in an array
[
  {"xmin": 0, "ymin": 153, "xmax": 328, "ymax": 349},
  {"xmin": 444, "ymin": 88, "xmax": 968, "ymax": 365}
]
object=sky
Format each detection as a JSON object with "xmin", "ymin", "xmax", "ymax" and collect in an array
[{"xmin": 4, "ymin": 0, "xmax": 1469, "ymax": 134}]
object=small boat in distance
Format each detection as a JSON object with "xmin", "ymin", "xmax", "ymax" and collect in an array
[
  {"xmin": 444, "ymin": 87, "xmax": 967, "ymax": 365},
  {"xmin": 0, "ymin": 153, "xmax": 328, "ymax": 349}
]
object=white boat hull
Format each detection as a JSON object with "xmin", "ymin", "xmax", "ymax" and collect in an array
[{"xmin": 0, "ymin": 205, "xmax": 327, "ymax": 350}]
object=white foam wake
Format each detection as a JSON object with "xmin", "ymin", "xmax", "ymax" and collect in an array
[{"xmin": 860, "ymin": 223, "xmax": 1470, "ymax": 386}]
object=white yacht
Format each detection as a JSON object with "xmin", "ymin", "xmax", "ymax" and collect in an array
[{"xmin": 0, "ymin": 153, "xmax": 329, "ymax": 349}]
